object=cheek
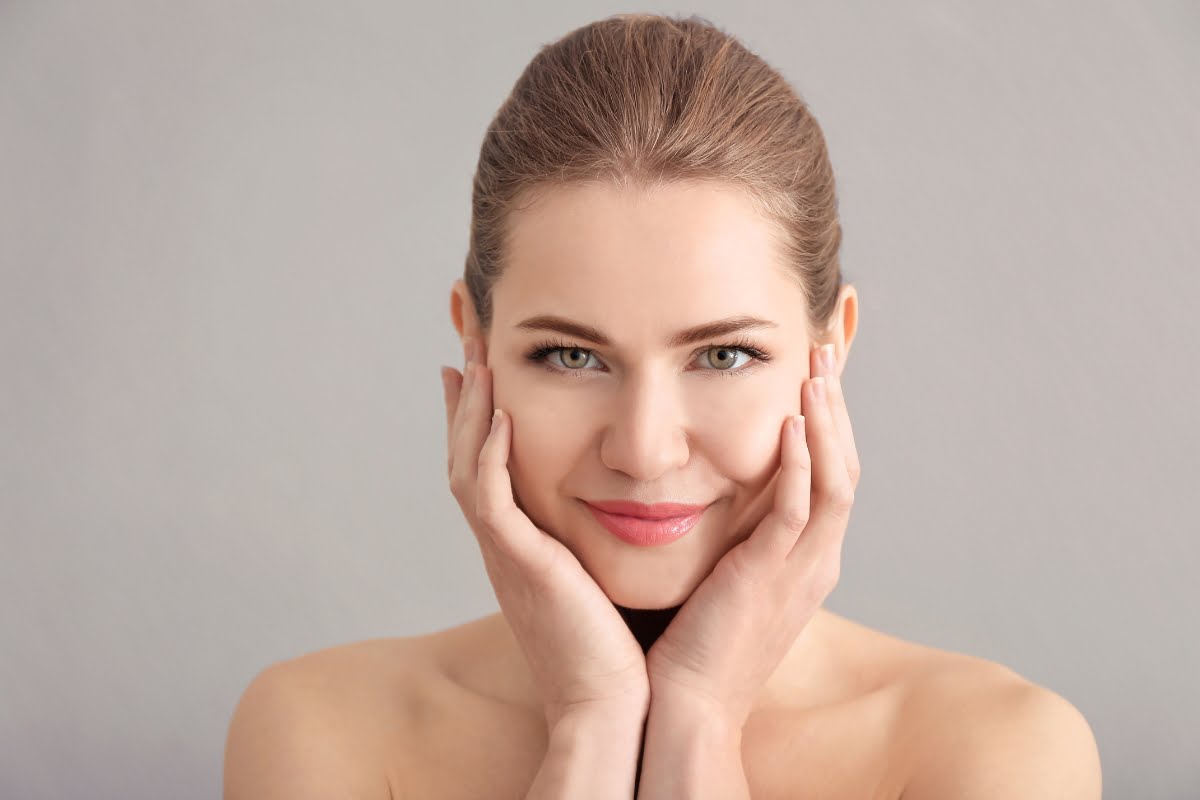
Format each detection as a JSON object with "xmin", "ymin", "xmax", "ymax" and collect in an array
[
  {"xmin": 691, "ymin": 377, "xmax": 801, "ymax": 481},
  {"xmin": 491, "ymin": 371, "xmax": 548, "ymax": 488},
  {"xmin": 508, "ymin": 416, "xmax": 568, "ymax": 473},
  {"xmin": 504, "ymin": 405, "xmax": 582, "ymax": 513},
  {"xmin": 702, "ymin": 413, "xmax": 788, "ymax": 485}
]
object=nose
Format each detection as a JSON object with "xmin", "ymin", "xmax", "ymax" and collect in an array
[{"xmin": 598, "ymin": 369, "xmax": 690, "ymax": 482}]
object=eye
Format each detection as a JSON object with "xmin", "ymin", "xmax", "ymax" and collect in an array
[
  {"xmin": 699, "ymin": 345, "xmax": 756, "ymax": 372},
  {"xmin": 525, "ymin": 337, "xmax": 772, "ymax": 376},
  {"xmin": 545, "ymin": 344, "xmax": 601, "ymax": 371}
]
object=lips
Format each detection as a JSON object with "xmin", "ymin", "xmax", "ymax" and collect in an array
[
  {"xmin": 583, "ymin": 499, "xmax": 712, "ymax": 547},
  {"xmin": 585, "ymin": 499, "xmax": 709, "ymax": 519}
]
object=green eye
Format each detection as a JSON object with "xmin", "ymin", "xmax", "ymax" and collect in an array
[
  {"xmin": 704, "ymin": 346, "xmax": 749, "ymax": 371},
  {"xmin": 526, "ymin": 338, "xmax": 772, "ymax": 376},
  {"xmin": 556, "ymin": 347, "xmax": 596, "ymax": 370}
]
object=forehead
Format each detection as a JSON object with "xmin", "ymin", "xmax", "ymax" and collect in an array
[{"xmin": 495, "ymin": 181, "xmax": 805, "ymax": 338}]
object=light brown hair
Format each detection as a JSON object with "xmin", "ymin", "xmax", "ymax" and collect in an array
[{"xmin": 464, "ymin": 12, "xmax": 846, "ymax": 340}]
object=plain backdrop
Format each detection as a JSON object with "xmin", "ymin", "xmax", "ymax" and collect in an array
[{"xmin": 1, "ymin": 1, "xmax": 1197, "ymax": 797}]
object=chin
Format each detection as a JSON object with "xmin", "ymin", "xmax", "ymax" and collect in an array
[
  {"xmin": 604, "ymin": 583, "xmax": 692, "ymax": 610},
  {"xmin": 585, "ymin": 551, "xmax": 709, "ymax": 610}
]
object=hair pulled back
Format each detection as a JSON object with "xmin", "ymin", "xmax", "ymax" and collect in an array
[{"xmin": 464, "ymin": 13, "xmax": 845, "ymax": 339}]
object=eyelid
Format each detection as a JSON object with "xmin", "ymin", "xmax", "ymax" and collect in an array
[{"xmin": 531, "ymin": 339, "xmax": 769, "ymax": 375}]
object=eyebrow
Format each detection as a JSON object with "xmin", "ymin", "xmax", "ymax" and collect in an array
[{"xmin": 514, "ymin": 314, "xmax": 779, "ymax": 348}]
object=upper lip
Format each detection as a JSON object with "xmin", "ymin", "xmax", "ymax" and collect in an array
[{"xmin": 584, "ymin": 499, "xmax": 710, "ymax": 519}]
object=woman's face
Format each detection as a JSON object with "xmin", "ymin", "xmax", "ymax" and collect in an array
[{"xmin": 461, "ymin": 180, "xmax": 829, "ymax": 609}]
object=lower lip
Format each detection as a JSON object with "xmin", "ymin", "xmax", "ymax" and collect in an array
[{"xmin": 584, "ymin": 503, "xmax": 708, "ymax": 547}]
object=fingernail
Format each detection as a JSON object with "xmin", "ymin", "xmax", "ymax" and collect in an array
[
  {"xmin": 811, "ymin": 376, "xmax": 826, "ymax": 402},
  {"xmin": 820, "ymin": 344, "xmax": 836, "ymax": 372},
  {"xmin": 791, "ymin": 414, "xmax": 805, "ymax": 437},
  {"xmin": 491, "ymin": 408, "xmax": 502, "ymax": 431}
]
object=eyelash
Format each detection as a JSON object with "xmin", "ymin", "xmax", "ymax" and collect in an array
[{"xmin": 524, "ymin": 336, "xmax": 773, "ymax": 378}]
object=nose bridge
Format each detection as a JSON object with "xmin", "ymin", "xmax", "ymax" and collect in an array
[{"xmin": 599, "ymin": 366, "xmax": 689, "ymax": 481}]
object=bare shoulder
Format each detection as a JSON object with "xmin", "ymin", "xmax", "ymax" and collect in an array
[
  {"xmin": 223, "ymin": 635, "xmax": 430, "ymax": 800},
  {"xmin": 223, "ymin": 617, "xmax": 535, "ymax": 799},
  {"xmin": 896, "ymin": 652, "xmax": 1102, "ymax": 799}
]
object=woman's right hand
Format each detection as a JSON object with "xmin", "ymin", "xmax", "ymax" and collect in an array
[{"xmin": 441, "ymin": 336, "xmax": 650, "ymax": 730}]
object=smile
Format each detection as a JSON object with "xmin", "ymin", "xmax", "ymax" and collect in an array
[{"xmin": 582, "ymin": 499, "xmax": 711, "ymax": 547}]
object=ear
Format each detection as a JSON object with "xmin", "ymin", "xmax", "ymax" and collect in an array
[
  {"xmin": 449, "ymin": 279, "xmax": 487, "ymax": 359},
  {"xmin": 448, "ymin": 277, "xmax": 489, "ymax": 362}
]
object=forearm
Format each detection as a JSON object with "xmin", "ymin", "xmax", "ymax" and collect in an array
[
  {"xmin": 524, "ymin": 705, "xmax": 647, "ymax": 800},
  {"xmin": 636, "ymin": 695, "xmax": 751, "ymax": 799}
]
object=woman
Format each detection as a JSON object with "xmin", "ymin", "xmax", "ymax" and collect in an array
[{"xmin": 224, "ymin": 13, "xmax": 1101, "ymax": 799}]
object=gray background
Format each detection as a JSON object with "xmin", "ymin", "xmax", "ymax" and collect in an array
[{"xmin": 1, "ymin": 1, "xmax": 1196, "ymax": 797}]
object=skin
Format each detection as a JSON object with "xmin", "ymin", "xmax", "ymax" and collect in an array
[
  {"xmin": 431, "ymin": 179, "xmax": 1097, "ymax": 798},
  {"xmin": 441, "ymin": 179, "xmax": 864, "ymax": 796},
  {"xmin": 222, "ymin": 182, "xmax": 1102, "ymax": 799},
  {"xmin": 450, "ymin": 179, "xmax": 859, "ymax": 613}
]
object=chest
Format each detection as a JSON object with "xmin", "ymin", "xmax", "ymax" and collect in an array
[{"xmin": 393, "ymin": 693, "xmax": 911, "ymax": 800}]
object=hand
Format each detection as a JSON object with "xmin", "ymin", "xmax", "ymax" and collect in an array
[
  {"xmin": 644, "ymin": 342, "xmax": 862, "ymax": 729},
  {"xmin": 441, "ymin": 336, "xmax": 650, "ymax": 730}
]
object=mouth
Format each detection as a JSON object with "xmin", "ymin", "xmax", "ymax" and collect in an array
[{"xmin": 581, "ymin": 499, "xmax": 713, "ymax": 547}]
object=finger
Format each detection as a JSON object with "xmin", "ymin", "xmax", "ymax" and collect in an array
[
  {"xmin": 787, "ymin": 376, "xmax": 854, "ymax": 570},
  {"xmin": 456, "ymin": 333, "xmax": 494, "ymax": 455},
  {"xmin": 450, "ymin": 361, "xmax": 477, "ymax": 452},
  {"xmin": 476, "ymin": 407, "xmax": 556, "ymax": 576},
  {"xmin": 824, "ymin": 369, "xmax": 862, "ymax": 491},
  {"xmin": 451, "ymin": 361, "xmax": 493, "ymax": 492},
  {"xmin": 813, "ymin": 345, "xmax": 844, "ymax": 445},
  {"xmin": 740, "ymin": 413, "xmax": 812, "ymax": 565},
  {"xmin": 449, "ymin": 336, "xmax": 476, "ymax": 446},
  {"xmin": 442, "ymin": 366, "xmax": 463, "ymax": 453},
  {"xmin": 447, "ymin": 362, "xmax": 477, "ymax": 486}
]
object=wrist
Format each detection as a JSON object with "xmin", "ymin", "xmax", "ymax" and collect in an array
[
  {"xmin": 638, "ymin": 690, "xmax": 749, "ymax": 797},
  {"xmin": 648, "ymin": 678, "xmax": 742, "ymax": 732},
  {"xmin": 529, "ymin": 700, "xmax": 647, "ymax": 800},
  {"xmin": 546, "ymin": 695, "xmax": 649, "ymax": 734},
  {"xmin": 647, "ymin": 690, "xmax": 741, "ymax": 746}
]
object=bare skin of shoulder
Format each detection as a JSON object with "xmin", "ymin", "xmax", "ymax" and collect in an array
[{"xmin": 276, "ymin": 608, "xmax": 1022, "ymax": 800}]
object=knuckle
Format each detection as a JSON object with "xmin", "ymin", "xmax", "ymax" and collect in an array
[
  {"xmin": 780, "ymin": 507, "xmax": 810, "ymax": 534},
  {"xmin": 805, "ymin": 556, "xmax": 840, "ymax": 601},
  {"xmin": 448, "ymin": 471, "xmax": 470, "ymax": 502},
  {"xmin": 722, "ymin": 547, "xmax": 760, "ymax": 589},
  {"xmin": 818, "ymin": 557, "xmax": 842, "ymax": 594},
  {"xmin": 474, "ymin": 494, "xmax": 505, "ymax": 530},
  {"xmin": 827, "ymin": 485, "xmax": 856, "ymax": 514}
]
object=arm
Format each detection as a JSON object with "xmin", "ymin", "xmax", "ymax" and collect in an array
[
  {"xmin": 901, "ymin": 683, "xmax": 1103, "ymax": 800},
  {"xmin": 525, "ymin": 704, "xmax": 649, "ymax": 800},
  {"xmin": 635, "ymin": 692, "xmax": 751, "ymax": 799}
]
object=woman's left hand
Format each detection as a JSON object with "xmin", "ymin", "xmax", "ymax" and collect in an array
[{"xmin": 645, "ymin": 342, "xmax": 862, "ymax": 729}]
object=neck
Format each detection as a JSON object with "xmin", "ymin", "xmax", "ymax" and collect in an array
[{"xmin": 612, "ymin": 601, "xmax": 683, "ymax": 655}]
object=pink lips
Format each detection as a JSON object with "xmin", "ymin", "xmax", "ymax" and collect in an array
[{"xmin": 583, "ymin": 499, "xmax": 711, "ymax": 547}]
